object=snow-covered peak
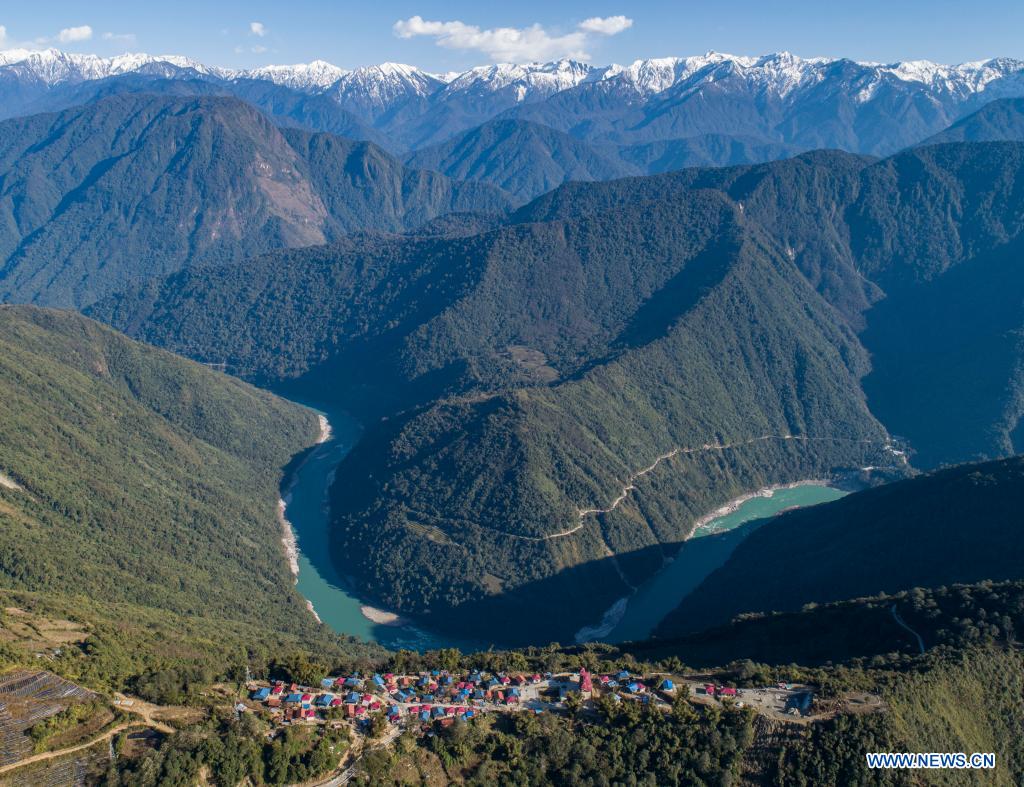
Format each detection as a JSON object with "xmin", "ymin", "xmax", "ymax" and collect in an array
[
  {"xmin": 329, "ymin": 63, "xmax": 444, "ymax": 116},
  {"xmin": 443, "ymin": 59, "xmax": 596, "ymax": 100},
  {"xmin": 598, "ymin": 51, "xmax": 825, "ymax": 96},
  {"xmin": 337, "ymin": 61, "xmax": 440, "ymax": 91},
  {"xmin": 880, "ymin": 57, "xmax": 1023, "ymax": 92},
  {"xmin": 239, "ymin": 60, "xmax": 348, "ymax": 91},
  {"xmin": 0, "ymin": 47, "xmax": 230, "ymax": 84}
]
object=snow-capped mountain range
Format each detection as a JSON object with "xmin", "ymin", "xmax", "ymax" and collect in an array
[
  {"xmin": 4, "ymin": 47, "xmax": 1021, "ymax": 100},
  {"xmin": 3, "ymin": 47, "xmax": 1024, "ymax": 156}
]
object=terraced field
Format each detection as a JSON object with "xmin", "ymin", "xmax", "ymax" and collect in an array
[{"xmin": 0, "ymin": 671, "xmax": 95, "ymax": 768}]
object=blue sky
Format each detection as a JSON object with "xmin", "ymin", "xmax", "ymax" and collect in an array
[{"xmin": 2, "ymin": 1, "xmax": 1022, "ymax": 71}]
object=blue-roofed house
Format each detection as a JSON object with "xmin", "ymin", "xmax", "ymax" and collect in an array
[
  {"xmin": 345, "ymin": 692, "xmax": 361, "ymax": 704},
  {"xmin": 321, "ymin": 678, "xmax": 336, "ymax": 689},
  {"xmin": 373, "ymin": 674, "xmax": 386, "ymax": 687},
  {"xmin": 661, "ymin": 679, "xmax": 675, "ymax": 691},
  {"xmin": 315, "ymin": 694, "xmax": 333, "ymax": 707},
  {"xmin": 616, "ymin": 671, "xmax": 630, "ymax": 681},
  {"xmin": 251, "ymin": 687, "xmax": 271, "ymax": 701},
  {"xmin": 284, "ymin": 693, "xmax": 303, "ymax": 704}
]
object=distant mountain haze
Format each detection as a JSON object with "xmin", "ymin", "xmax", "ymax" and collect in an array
[{"xmin": 0, "ymin": 93, "xmax": 510, "ymax": 307}]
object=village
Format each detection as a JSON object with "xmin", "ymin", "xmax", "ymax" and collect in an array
[{"xmin": 242, "ymin": 665, "xmax": 827, "ymax": 737}]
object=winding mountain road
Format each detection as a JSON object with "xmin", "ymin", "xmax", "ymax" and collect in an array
[
  {"xmin": 502, "ymin": 433, "xmax": 888, "ymax": 543},
  {"xmin": 891, "ymin": 604, "xmax": 926, "ymax": 654}
]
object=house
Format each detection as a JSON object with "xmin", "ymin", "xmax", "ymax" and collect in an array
[
  {"xmin": 330, "ymin": 698, "xmax": 344, "ymax": 707},
  {"xmin": 373, "ymin": 674, "xmax": 386, "ymax": 688},
  {"xmin": 251, "ymin": 687, "xmax": 271, "ymax": 701},
  {"xmin": 267, "ymin": 697, "xmax": 282, "ymax": 708},
  {"xmin": 419, "ymin": 710, "xmax": 430, "ymax": 722},
  {"xmin": 345, "ymin": 692, "xmax": 361, "ymax": 704},
  {"xmin": 300, "ymin": 694, "xmax": 312, "ymax": 703},
  {"xmin": 315, "ymin": 694, "xmax": 333, "ymax": 707},
  {"xmin": 616, "ymin": 671, "xmax": 630, "ymax": 682},
  {"xmin": 344, "ymin": 677, "xmax": 362, "ymax": 688},
  {"xmin": 719, "ymin": 687, "xmax": 738, "ymax": 697},
  {"xmin": 660, "ymin": 679, "xmax": 675, "ymax": 692},
  {"xmin": 270, "ymin": 684, "xmax": 284, "ymax": 695},
  {"xmin": 321, "ymin": 678, "xmax": 336, "ymax": 689},
  {"xmin": 284, "ymin": 693, "xmax": 303, "ymax": 704}
]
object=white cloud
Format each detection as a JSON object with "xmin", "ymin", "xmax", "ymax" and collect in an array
[
  {"xmin": 393, "ymin": 14, "xmax": 633, "ymax": 62},
  {"xmin": 578, "ymin": 16, "xmax": 633, "ymax": 36},
  {"xmin": 250, "ymin": 21, "xmax": 267, "ymax": 37},
  {"xmin": 0, "ymin": 25, "xmax": 7, "ymax": 46},
  {"xmin": 102, "ymin": 31, "xmax": 137, "ymax": 45},
  {"xmin": 58, "ymin": 25, "xmax": 93, "ymax": 43}
]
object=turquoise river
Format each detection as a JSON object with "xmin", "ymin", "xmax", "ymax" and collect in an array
[{"xmin": 282, "ymin": 404, "xmax": 844, "ymax": 649}]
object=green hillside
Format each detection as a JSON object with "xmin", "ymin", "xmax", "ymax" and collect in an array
[
  {"xmin": 656, "ymin": 456, "xmax": 1024, "ymax": 638},
  {"xmin": 0, "ymin": 305, "xmax": 380, "ymax": 690}
]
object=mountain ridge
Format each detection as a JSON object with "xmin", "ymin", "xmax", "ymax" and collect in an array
[
  {"xmin": 4, "ymin": 48, "xmax": 1024, "ymax": 156},
  {"xmin": 0, "ymin": 92, "xmax": 510, "ymax": 307}
]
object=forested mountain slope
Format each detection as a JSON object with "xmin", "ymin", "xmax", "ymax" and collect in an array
[
  {"xmin": 656, "ymin": 455, "xmax": 1024, "ymax": 638},
  {"xmin": 91, "ymin": 139, "xmax": 1024, "ymax": 642},
  {"xmin": 921, "ymin": 97, "xmax": 1024, "ymax": 145},
  {"xmin": 0, "ymin": 305, "xmax": 377, "ymax": 683},
  {"xmin": 7, "ymin": 72, "xmax": 388, "ymax": 147},
  {"xmin": 406, "ymin": 119, "xmax": 636, "ymax": 203},
  {"xmin": 0, "ymin": 94, "xmax": 509, "ymax": 308},
  {"xmin": 92, "ymin": 186, "xmax": 890, "ymax": 643}
]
